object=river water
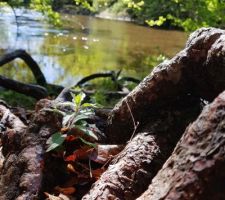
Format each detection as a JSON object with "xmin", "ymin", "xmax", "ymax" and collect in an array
[{"xmin": 0, "ymin": 7, "xmax": 188, "ymax": 86}]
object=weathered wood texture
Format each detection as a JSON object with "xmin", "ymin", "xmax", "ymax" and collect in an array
[
  {"xmin": 0, "ymin": 100, "xmax": 62, "ymax": 200},
  {"xmin": 137, "ymin": 91, "xmax": 225, "ymax": 200},
  {"xmin": 106, "ymin": 28, "xmax": 225, "ymax": 144},
  {"xmin": 82, "ymin": 96, "xmax": 201, "ymax": 200}
]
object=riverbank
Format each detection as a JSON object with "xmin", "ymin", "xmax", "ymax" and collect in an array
[{"xmin": 57, "ymin": 4, "xmax": 132, "ymax": 23}]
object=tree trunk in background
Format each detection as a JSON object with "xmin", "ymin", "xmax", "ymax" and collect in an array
[
  {"xmin": 137, "ymin": 91, "xmax": 225, "ymax": 200},
  {"xmin": 106, "ymin": 28, "xmax": 225, "ymax": 144}
]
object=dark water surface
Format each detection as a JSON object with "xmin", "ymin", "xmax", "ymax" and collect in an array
[{"xmin": 0, "ymin": 7, "xmax": 188, "ymax": 86}]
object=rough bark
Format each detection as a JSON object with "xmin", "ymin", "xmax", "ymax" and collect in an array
[
  {"xmin": 106, "ymin": 27, "xmax": 225, "ymax": 144},
  {"xmin": 0, "ymin": 49, "xmax": 47, "ymax": 86},
  {"xmin": 0, "ymin": 100, "xmax": 62, "ymax": 200},
  {"xmin": 0, "ymin": 75, "xmax": 48, "ymax": 99},
  {"xmin": 82, "ymin": 96, "xmax": 201, "ymax": 200},
  {"xmin": 137, "ymin": 91, "xmax": 225, "ymax": 200}
]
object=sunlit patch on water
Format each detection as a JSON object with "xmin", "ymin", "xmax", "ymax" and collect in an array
[{"xmin": 0, "ymin": 7, "xmax": 188, "ymax": 87}]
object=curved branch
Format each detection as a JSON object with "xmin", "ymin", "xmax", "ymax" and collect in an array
[
  {"xmin": 75, "ymin": 72, "xmax": 114, "ymax": 86},
  {"xmin": 0, "ymin": 49, "xmax": 47, "ymax": 86}
]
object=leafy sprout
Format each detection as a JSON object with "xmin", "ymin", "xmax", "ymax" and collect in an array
[{"xmin": 46, "ymin": 92, "xmax": 99, "ymax": 152}]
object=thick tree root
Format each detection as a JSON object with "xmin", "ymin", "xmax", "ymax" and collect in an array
[
  {"xmin": 82, "ymin": 96, "xmax": 201, "ymax": 200},
  {"xmin": 106, "ymin": 28, "xmax": 225, "ymax": 143},
  {"xmin": 137, "ymin": 91, "xmax": 225, "ymax": 200}
]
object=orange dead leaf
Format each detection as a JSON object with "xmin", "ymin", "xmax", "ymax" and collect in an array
[
  {"xmin": 54, "ymin": 186, "xmax": 76, "ymax": 195},
  {"xmin": 90, "ymin": 144, "xmax": 124, "ymax": 164},
  {"xmin": 65, "ymin": 135, "xmax": 77, "ymax": 142},
  {"xmin": 61, "ymin": 127, "xmax": 69, "ymax": 133},
  {"xmin": 65, "ymin": 146, "xmax": 94, "ymax": 162},
  {"xmin": 91, "ymin": 168, "xmax": 105, "ymax": 180}
]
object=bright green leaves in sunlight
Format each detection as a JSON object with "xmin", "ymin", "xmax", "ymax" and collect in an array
[
  {"xmin": 46, "ymin": 92, "xmax": 99, "ymax": 152},
  {"xmin": 30, "ymin": 0, "xmax": 61, "ymax": 25},
  {"xmin": 146, "ymin": 16, "xmax": 167, "ymax": 27}
]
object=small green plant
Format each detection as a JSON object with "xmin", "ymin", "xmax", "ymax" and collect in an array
[{"xmin": 46, "ymin": 92, "xmax": 99, "ymax": 152}]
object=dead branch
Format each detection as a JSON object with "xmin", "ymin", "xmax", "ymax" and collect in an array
[
  {"xmin": 0, "ymin": 75, "xmax": 48, "ymax": 99},
  {"xmin": 0, "ymin": 49, "xmax": 47, "ymax": 86}
]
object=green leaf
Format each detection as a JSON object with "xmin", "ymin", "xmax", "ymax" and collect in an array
[
  {"xmin": 76, "ymin": 125, "xmax": 98, "ymax": 141},
  {"xmin": 73, "ymin": 92, "xmax": 86, "ymax": 107},
  {"xmin": 73, "ymin": 114, "xmax": 90, "ymax": 123},
  {"xmin": 79, "ymin": 137, "xmax": 96, "ymax": 148},
  {"xmin": 62, "ymin": 113, "xmax": 76, "ymax": 127},
  {"xmin": 81, "ymin": 103, "xmax": 96, "ymax": 108},
  {"xmin": 46, "ymin": 132, "xmax": 66, "ymax": 152}
]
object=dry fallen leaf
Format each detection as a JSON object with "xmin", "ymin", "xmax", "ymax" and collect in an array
[
  {"xmin": 44, "ymin": 192, "xmax": 61, "ymax": 200},
  {"xmin": 45, "ymin": 192, "xmax": 72, "ymax": 200},
  {"xmin": 55, "ymin": 186, "xmax": 76, "ymax": 195},
  {"xmin": 92, "ymin": 168, "xmax": 106, "ymax": 180},
  {"xmin": 90, "ymin": 144, "xmax": 124, "ymax": 164},
  {"xmin": 65, "ymin": 146, "xmax": 94, "ymax": 162}
]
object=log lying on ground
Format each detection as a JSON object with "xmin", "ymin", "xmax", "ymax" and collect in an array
[
  {"xmin": 82, "ymin": 96, "xmax": 201, "ymax": 200},
  {"xmin": 0, "ymin": 49, "xmax": 47, "ymax": 86},
  {"xmin": 106, "ymin": 27, "xmax": 225, "ymax": 144},
  {"xmin": 137, "ymin": 91, "xmax": 225, "ymax": 200},
  {"xmin": 0, "ymin": 100, "xmax": 62, "ymax": 200}
]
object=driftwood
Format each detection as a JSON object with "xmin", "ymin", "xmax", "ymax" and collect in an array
[{"xmin": 1, "ymin": 27, "xmax": 225, "ymax": 200}]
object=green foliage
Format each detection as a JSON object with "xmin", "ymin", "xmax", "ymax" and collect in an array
[
  {"xmin": 46, "ymin": 92, "xmax": 99, "ymax": 152},
  {"xmin": 46, "ymin": 132, "xmax": 66, "ymax": 152},
  {"xmin": 70, "ymin": 0, "xmax": 225, "ymax": 31},
  {"xmin": 1, "ymin": 0, "xmax": 61, "ymax": 25},
  {"xmin": 123, "ymin": 0, "xmax": 225, "ymax": 31}
]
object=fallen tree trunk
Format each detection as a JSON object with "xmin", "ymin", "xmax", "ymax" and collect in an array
[
  {"xmin": 137, "ymin": 90, "xmax": 225, "ymax": 200},
  {"xmin": 106, "ymin": 28, "xmax": 225, "ymax": 143}
]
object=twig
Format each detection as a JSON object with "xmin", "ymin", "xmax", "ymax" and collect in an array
[
  {"xmin": 88, "ymin": 159, "xmax": 92, "ymax": 178},
  {"xmin": 125, "ymin": 99, "xmax": 139, "ymax": 142}
]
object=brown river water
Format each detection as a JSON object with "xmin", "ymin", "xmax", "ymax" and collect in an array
[{"xmin": 0, "ymin": 7, "xmax": 188, "ymax": 86}]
